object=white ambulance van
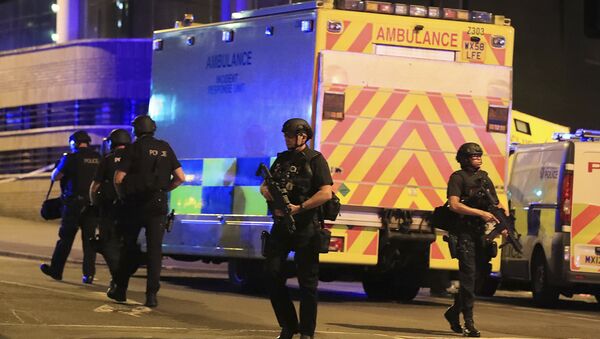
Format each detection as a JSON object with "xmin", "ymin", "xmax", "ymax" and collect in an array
[{"xmin": 502, "ymin": 129, "xmax": 600, "ymax": 306}]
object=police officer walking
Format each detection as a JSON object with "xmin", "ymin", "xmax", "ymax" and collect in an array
[
  {"xmin": 443, "ymin": 142, "xmax": 506, "ymax": 337},
  {"xmin": 89, "ymin": 128, "xmax": 132, "ymax": 286},
  {"xmin": 107, "ymin": 115, "xmax": 185, "ymax": 308},
  {"xmin": 40, "ymin": 130, "xmax": 101, "ymax": 284},
  {"xmin": 260, "ymin": 118, "xmax": 333, "ymax": 339}
]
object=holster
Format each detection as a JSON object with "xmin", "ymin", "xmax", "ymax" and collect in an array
[
  {"xmin": 443, "ymin": 233, "xmax": 459, "ymax": 259},
  {"xmin": 261, "ymin": 230, "xmax": 271, "ymax": 258},
  {"xmin": 486, "ymin": 239, "xmax": 498, "ymax": 258},
  {"xmin": 318, "ymin": 227, "xmax": 331, "ymax": 254}
]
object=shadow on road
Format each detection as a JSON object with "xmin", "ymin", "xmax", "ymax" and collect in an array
[
  {"xmin": 479, "ymin": 294, "xmax": 600, "ymax": 312},
  {"xmin": 160, "ymin": 274, "xmax": 369, "ymax": 302},
  {"xmin": 329, "ymin": 323, "xmax": 458, "ymax": 337}
]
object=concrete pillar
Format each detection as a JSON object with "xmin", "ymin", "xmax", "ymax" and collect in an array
[{"xmin": 56, "ymin": 0, "xmax": 82, "ymax": 43}]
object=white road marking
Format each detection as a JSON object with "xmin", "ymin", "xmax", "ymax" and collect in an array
[{"xmin": 10, "ymin": 309, "xmax": 24, "ymax": 324}]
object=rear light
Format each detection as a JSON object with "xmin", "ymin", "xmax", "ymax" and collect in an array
[
  {"xmin": 409, "ymin": 5, "xmax": 428, "ymax": 17},
  {"xmin": 394, "ymin": 4, "xmax": 408, "ymax": 15},
  {"xmin": 471, "ymin": 10, "xmax": 493, "ymax": 23},
  {"xmin": 329, "ymin": 236, "xmax": 345, "ymax": 252},
  {"xmin": 428, "ymin": 7, "xmax": 441, "ymax": 18},
  {"xmin": 456, "ymin": 9, "xmax": 470, "ymax": 21},
  {"xmin": 560, "ymin": 172, "xmax": 574, "ymax": 226},
  {"xmin": 443, "ymin": 8, "xmax": 458, "ymax": 19}
]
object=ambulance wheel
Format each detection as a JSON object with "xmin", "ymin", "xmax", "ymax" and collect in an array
[
  {"xmin": 228, "ymin": 259, "xmax": 265, "ymax": 293},
  {"xmin": 393, "ymin": 280, "xmax": 421, "ymax": 302},
  {"xmin": 531, "ymin": 254, "xmax": 559, "ymax": 307},
  {"xmin": 475, "ymin": 275, "xmax": 499, "ymax": 297},
  {"xmin": 362, "ymin": 274, "xmax": 390, "ymax": 300},
  {"xmin": 475, "ymin": 264, "xmax": 498, "ymax": 297}
]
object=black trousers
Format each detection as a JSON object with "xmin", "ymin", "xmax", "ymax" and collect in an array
[
  {"xmin": 265, "ymin": 219, "xmax": 320, "ymax": 336},
  {"xmin": 50, "ymin": 198, "xmax": 97, "ymax": 277},
  {"xmin": 114, "ymin": 199, "xmax": 166, "ymax": 295},
  {"xmin": 97, "ymin": 202, "xmax": 123, "ymax": 278},
  {"xmin": 448, "ymin": 232, "xmax": 489, "ymax": 321}
]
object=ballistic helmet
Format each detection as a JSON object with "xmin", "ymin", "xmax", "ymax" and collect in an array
[
  {"xmin": 132, "ymin": 115, "xmax": 156, "ymax": 136},
  {"xmin": 281, "ymin": 118, "xmax": 313, "ymax": 140},
  {"xmin": 456, "ymin": 142, "xmax": 483, "ymax": 167},
  {"xmin": 107, "ymin": 128, "xmax": 131, "ymax": 149},
  {"xmin": 69, "ymin": 130, "xmax": 91, "ymax": 145}
]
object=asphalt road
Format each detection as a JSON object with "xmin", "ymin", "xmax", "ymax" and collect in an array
[{"xmin": 1, "ymin": 255, "xmax": 599, "ymax": 339}]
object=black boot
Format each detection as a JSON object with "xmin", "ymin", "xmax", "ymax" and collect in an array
[
  {"xmin": 444, "ymin": 307, "xmax": 462, "ymax": 333},
  {"xmin": 40, "ymin": 264, "xmax": 62, "ymax": 280},
  {"xmin": 463, "ymin": 319, "xmax": 480, "ymax": 337},
  {"xmin": 107, "ymin": 285, "xmax": 127, "ymax": 302},
  {"xmin": 145, "ymin": 293, "xmax": 158, "ymax": 308},
  {"xmin": 82, "ymin": 275, "xmax": 94, "ymax": 284},
  {"xmin": 276, "ymin": 327, "xmax": 297, "ymax": 339}
]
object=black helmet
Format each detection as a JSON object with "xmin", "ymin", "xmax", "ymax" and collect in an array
[
  {"xmin": 456, "ymin": 142, "xmax": 483, "ymax": 167},
  {"xmin": 132, "ymin": 115, "xmax": 156, "ymax": 136},
  {"xmin": 107, "ymin": 128, "xmax": 131, "ymax": 148},
  {"xmin": 281, "ymin": 118, "xmax": 313, "ymax": 140},
  {"xmin": 69, "ymin": 130, "xmax": 91, "ymax": 145}
]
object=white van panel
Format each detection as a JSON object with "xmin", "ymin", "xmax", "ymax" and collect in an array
[{"xmin": 507, "ymin": 143, "xmax": 569, "ymax": 208}]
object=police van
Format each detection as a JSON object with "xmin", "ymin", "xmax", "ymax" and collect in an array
[{"xmin": 502, "ymin": 129, "xmax": 600, "ymax": 306}]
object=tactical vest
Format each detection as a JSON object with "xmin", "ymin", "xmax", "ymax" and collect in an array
[
  {"xmin": 271, "ymin": 148, "xmax": 319, "ymax": 205},
  {"xmin": 457, "ymin": 169, "xmax": 491, "ymax": 210},
  {"xmin": 63, "ymin": 148, "xmax": 101, "ymax": 200}
]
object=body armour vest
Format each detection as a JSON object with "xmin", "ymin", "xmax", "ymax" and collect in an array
[{"xmin": 271, "ymin": 148, "xmax": 319, "ymax": 206}]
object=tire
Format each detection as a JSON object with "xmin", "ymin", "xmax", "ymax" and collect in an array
[
  {"xmin": 394, "ymin": 280, "xmax": 420, "ymax": 302},
  {"xmin": 228, "ymin": 259, "xmax": 265, "ymax": 293},
  {"xmin": 475, "ymin": 264, "xmax": 498, "ymax": 297},
  {"xmin": 362, "ymin": 273, "xmax": 391, "ymax": 300},
  {"xmin": 362, "ymin": 270, "xmax": 421, "ymax": 302},
  {"xmin": 475, "ymin": 275, "xmax": 499, "ymax": 297},
  {"xmin": 531, "ymin": 254, "xmax": 559, "ymax": 307}
]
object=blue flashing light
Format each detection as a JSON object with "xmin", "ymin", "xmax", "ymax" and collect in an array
[
  {"xmin": 265, "ymin": 26, "xmax": 274, "ymax": 36},
  {"xmin": 301, "ymin": 20, "xmax": 313, "ymax": 32}
]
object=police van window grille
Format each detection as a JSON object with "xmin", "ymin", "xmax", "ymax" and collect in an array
[
  {"xmin": 0, "ymin": 147, "xmax": 71, "ymax": 175},
  {"xmin": 0, "ymin": 98, "xmax": 148, "ymax": 132}
]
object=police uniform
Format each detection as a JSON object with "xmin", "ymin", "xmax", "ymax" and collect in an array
[
  {"xmin": 93, "ymin": 149, "xmax": 133, "ymax": 278},
  {"xmin": 112, "ymin": 134, "xmax": 181, "ymax": 302},
  {"xmin": 265, "ymin": 147, "xmax": 333, "ymax": 338},
  {"xmin": 445, "ymin": 167, "xmax": 498, "ymax": 334},
  {"xmin": 44, "ymin": 147, "xmax": 101, "ymax": 280}
]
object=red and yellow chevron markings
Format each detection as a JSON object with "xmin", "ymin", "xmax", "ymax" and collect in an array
[
  {"xmin": 572, "ymin": 204, "xmax": 600, "ymax": 245},
  {"xmin": 321, "ymin": 85, "xmax": 507, "ymax": 210},
  {"xmin": 326, "ymin": 21, "xmax": 373, "ymax": 53}
]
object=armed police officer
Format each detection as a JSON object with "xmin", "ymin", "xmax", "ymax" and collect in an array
[
  {"xmin": 40, "ymin": 130, "xmax": 101, "ymax": 284},
  {"xmin": 89, "ymin": 128, "xmax": 132, "ymax": 287},
  {"xmin": 107, "ymin": 115, "xmax": 185, "ymax": 308},
  {"xmin": 443, "ymin": 142, "xmax": 507, "ymax": 337},
  {"xmin": 260, "ymin": 118, "xmax": 333, "ymax": 339}
]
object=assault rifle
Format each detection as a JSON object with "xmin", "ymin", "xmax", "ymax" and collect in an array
[
  {"xmin": 256, "ymin": 163, "xmax": 296, "ymax": 233},
  {"xmin": 477, "ymin": 179, "xmax": 523, "ymax": 254}
]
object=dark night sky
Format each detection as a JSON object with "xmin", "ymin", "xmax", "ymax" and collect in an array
[{"xmin": 472, "ymin": 0, "xmax": 600, "ymax": 131}]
